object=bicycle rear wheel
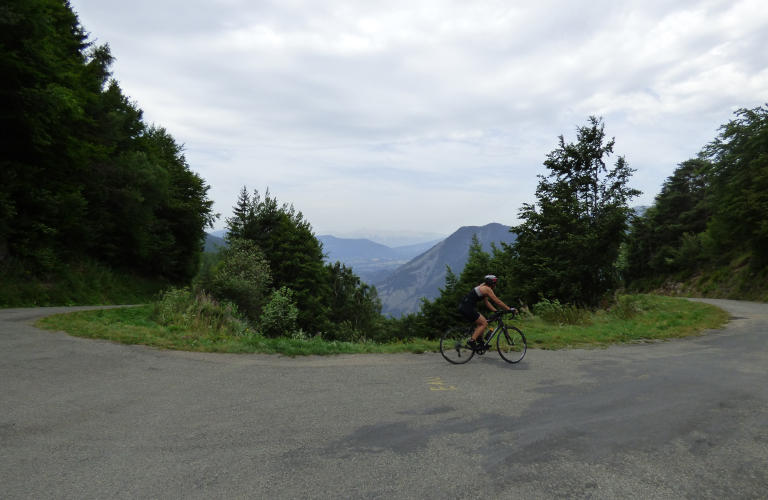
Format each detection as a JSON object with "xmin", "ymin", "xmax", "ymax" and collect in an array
[
  {"xmin": 440, "ymin": 327, "xmax": 476, "ymax": 364},
  {"xmin": 497, "ymin": 326, "xmax": 526, "ymax": 363}
]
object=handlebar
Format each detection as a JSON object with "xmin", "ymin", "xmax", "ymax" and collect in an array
[{"xmin": 489, "ymin": 309, "xmax": 517, "ymax": 321}]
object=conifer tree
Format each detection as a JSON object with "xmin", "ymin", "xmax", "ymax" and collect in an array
[
  {"xmin": 507, "ymin": 117, "xmax": 640, "ymax": 306},
  {"xmin": 624, "ymin": 159, "xmax": 710, "ymax": 280},
  {"xmin": 0, "ymin": 0, "xmax": 215, "ymax": 282},
  {"xmin": 224, "ymin": 188, "xmax": 331, "ymax": 332},
  {"xmin": 704, "ymin": 106, "xmax": 768, "ymax": 265}
]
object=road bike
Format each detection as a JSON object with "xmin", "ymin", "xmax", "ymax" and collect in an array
[{"xmin": 439, "ymin": 309, "xmax": 526, "ymax": 364}]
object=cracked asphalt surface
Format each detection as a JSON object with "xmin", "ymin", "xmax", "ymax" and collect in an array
[{"xmin": 1, "ymin": 298, "xmax": 767, "ymax": 499}]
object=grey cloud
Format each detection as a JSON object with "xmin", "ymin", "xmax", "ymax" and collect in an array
[{"xmin": 69, "ymin": 0, "xmax": 768, "ymax": 233}]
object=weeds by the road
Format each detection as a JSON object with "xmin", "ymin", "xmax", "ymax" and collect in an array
[
  {"xmin": 36, "ymin": 295, "xmax": 729, "ymax": 355},
  {"xmin": 519, "ymin": 295, "xmax": 729, "ymax": 349},
  {"xmin": 36, "ymin": 306, "xmax": 435, "ymax": 355}
]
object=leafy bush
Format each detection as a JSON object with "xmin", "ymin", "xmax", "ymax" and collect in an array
[
  {"xmin": 151, "ymin": 287, "xmax": 248, "ymax": 336},
  {"xmin": 329, "ymin": 320, "xmax": 367, "ymax": 343},
  {"xmin": 208, "ymin": 239, "xmax": 271, "ymax": 320},
  {"xmin": 533, "ymin": 298, "xmax": 593, "ymax": 326},
  {"xmin": 607, "ymin": 295, "xmax": 646, "ymax": 320},
  {"xmin": 259, "ymin": 287, "xmax": 300, "ymax": 338}
]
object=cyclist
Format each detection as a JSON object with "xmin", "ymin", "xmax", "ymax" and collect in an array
[{"xmin": 458, "ymin": 275, "xmax": 515, "ymax": 351}]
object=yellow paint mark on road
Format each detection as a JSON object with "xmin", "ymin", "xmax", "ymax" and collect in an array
[{"xmin": 425, "ymin": 377, "xmax": 456, "ymax": 391}]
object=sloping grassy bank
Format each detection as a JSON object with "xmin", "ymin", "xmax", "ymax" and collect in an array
[
  {"xmin": 630, "ymin": 253, "xmax": 768, "ymax": 303},
  {"xmin": 36, "ymin": 305, "xmax": 435, "ymax": 355},
  {"xmin": 36, "ymin": 295, "xmax": 730, "ymax": 356},
  {"xmin": 519, "ymin": 295, "xmax": 729, "ymax": 349}
]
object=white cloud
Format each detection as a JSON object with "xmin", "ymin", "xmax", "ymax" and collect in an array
[{"xmin": 70, "ymin": 0, "xmax": 768, "ymax": 235}]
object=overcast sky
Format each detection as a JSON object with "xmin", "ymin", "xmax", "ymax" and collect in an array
[{"xmin": 69, "ymin": 0, "xmax": 768, "ymax": 239}]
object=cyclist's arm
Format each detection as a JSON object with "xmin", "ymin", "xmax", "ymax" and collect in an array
[
  {"xmin": 483, "ymin": 286, "xmax": 512, "ymax": 311},
  {"xmin": 483, "ymin": 296, "xmax": 497, "ymax": 312}
]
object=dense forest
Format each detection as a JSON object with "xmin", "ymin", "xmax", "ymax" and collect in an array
[
  {"xmin": 622, "ymin": 106, "xmax": 768, "ymax": 300},
  {"xmin": 0, "ymin": 0, "xmax": 215, "ymax": 304}
]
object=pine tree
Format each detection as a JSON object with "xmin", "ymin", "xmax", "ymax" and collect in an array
[
  {"xmin": 704, "ymin": 106, "xmax": 768, "ymax": 265},
  {"xmin": 224, "ymin": 187, "xmax": 331, "ymax": 332},
  {"xmin": 624, "ymin": 159, "xmax": 710, "ymax": 280},
  {"xmin": 0, "ymin": 0, "xmax": 216, "ymax": 281},
  {"xmin": 507, "ymin": 117, "xmax": 641, "ymax": 306}
]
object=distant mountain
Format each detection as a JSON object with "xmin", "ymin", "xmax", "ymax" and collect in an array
[
  {"xmin": 324, "ymin": 229, "xmax": 448, "ymax": 248},
  {"xmin": 318, "ymin": 236, "xmax": 396, "ymax": 262},
  {"xmin": 208, "ymin": 229, "xmax": 228, "ymax": 238},
  {"xmin": 374, "ymin": 223, "xmax": 517, "ymax": 316},
  {"xmin": 204, "ymin": 233, "xmax": 227, "ymax": 252},
  {"xmin": 317, "ymin": 235, "xmax": 444, "ymax": 284}
]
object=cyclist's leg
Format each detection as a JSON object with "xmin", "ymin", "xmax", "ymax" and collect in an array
[
  {"xmin": 458, "ymin": 303, "xmax": 484, "ymax": 343},
  {"xmin": 471, "ymin": 315, "xmax": 487, "ymax": 341}
]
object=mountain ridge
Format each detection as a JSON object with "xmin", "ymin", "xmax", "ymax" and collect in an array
[
  {"xmin": 374, "ymin": 223, "xmax": 517, "ymax": 316},
  {"xmin": 316, "ymin": 235, "xmax": 444, "ymax": 284}
]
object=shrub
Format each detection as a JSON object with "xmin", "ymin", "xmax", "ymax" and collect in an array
[
  {"xmin": 151, "ymin": 287, "xmax": 248, "ymax": 335},
  {"xmin": 260, "ymin": 286, "xmax": 300, "ymax": 338},
  {"xmin": 533, "ymin": 297, "xmax": 593, "ymax": 326},
  {"xmin": 208, "ymin": 239, "xmax": 271, "ymax": 320},
  {"xmin": 329, "ymin": 320, "xmax": 367, "ymax": 343},
  {"xmin": 608, "ymin": 295, "xmax": 645, "ymax": 320}
]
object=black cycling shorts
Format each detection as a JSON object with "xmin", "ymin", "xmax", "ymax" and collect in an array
[{"xmin": 458, "ymin": 302, "xmax": 480, "ymax": 323}]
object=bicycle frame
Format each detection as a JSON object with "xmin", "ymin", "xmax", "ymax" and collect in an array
[{"xmin": 478, "ymin": 311, "xmax": 516, "ymax": 345}]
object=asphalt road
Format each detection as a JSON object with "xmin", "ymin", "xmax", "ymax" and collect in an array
[{"xmin": 1, "ymin": 299, "xmax": 767, "ymax": 499}]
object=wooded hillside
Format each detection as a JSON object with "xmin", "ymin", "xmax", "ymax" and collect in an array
[
  {"xmin": 0, "ymin": 0, "xmax": 216, "ymax": 305},
  {"xmin": 624, "ymin": 106, "xmax": 768, "ymax": 300}
]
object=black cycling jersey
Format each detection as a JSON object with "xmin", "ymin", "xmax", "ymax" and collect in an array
[
  {"xmin": 460, "ymin": 286, "xmax": 485, "ymax": 306},
  {"xmin": 458, "ymin": 286, "xmax": 485, "ymax": 323}
]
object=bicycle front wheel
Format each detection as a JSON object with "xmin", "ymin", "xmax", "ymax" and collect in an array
[
  {"xmin": 497, "ymin": 326, "xmax": 526, "ymax": 363},
  {"xmin": 440, "ymin": 327, "xmax": 475, "ymax": 364}
]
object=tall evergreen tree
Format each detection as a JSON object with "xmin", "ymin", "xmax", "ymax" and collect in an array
[
  {"xmin": 507, "ymin": 117, "xmax": 640, "ymax": 306},
  {"xmin": 225, "ymin": 188, "xmax": 330, "ymax": 332},
  {"xmin": 624, "ymin": 159, "xmax": 711, "ymax": 280},
  {"xmin": 0, "ymin": 0, "xmax": 216, "ymax": 281},
  {"xmin": 704, "ymin": 106, "xmax": 768, "ymax": 265}
]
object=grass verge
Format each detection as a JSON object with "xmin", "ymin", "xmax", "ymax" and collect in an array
[
  {"xmin": 518, "ymin": 295, "xmax": 730, "ymax": 349},
  {"xmin": 36, "ymin": 306, "xmax": 436, "ymax": 355},
  {"xmin": 35, "ymin": 295, "xmax": 730, "ymax": 356}
]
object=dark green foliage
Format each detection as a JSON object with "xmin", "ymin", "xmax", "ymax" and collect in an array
[
  {"xmin": 368, "ymin": 312, "xmax": 424, "ymax": 343},
  {"xmin": 0, "ymin": 257, "xmax": 166, "ymax": 307},
  {"xmin": 225, "ymin": 188, "xmax": 330, "ymax": 332},
  {"xmin": 326, "ymin": 261, "xmax": 382, "ymax": 335},
  {"xmin": 419, "ymin": 265, "xmax": 462, "ymax": 337},
  {"xmin": 194, "ymin": 250, "xmax": 224, "ymax": 289},
  {"xmin": 507, "ymin": 117, "xmax": 641, "ymax": 306},
  {"xmin": 704, "ymin": 106, "xmax": 768, "ymax": 266},
  {"xmin": 219, "ymin": 187, "xmax": 396, "ymax": 338},
  {"xmin": 0, "ymin": 0, "xmax": 216, "ymax": 298},
  {"xmin": 207, "ymin": 240, "xmax": 271, "ymax": 320},
  {"xmin": 625, "ymin": 105, "xmax": 768, "ymax": 291},
  {"xmin": 624, "ymin": 159, "xmax": 711, "ymax": 279}
]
